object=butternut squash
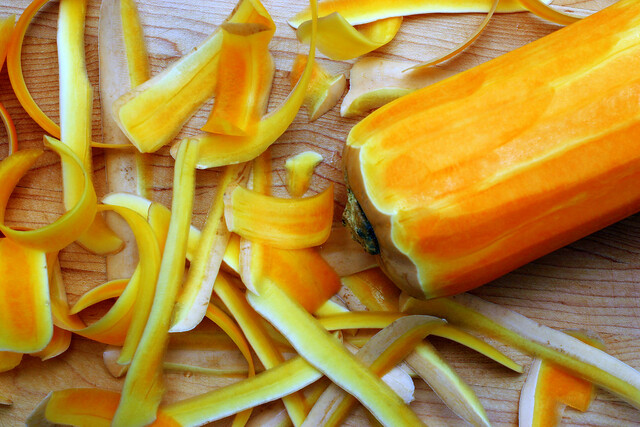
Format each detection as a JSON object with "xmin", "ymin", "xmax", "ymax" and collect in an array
[{"xmin": 343, "ymin": 0, "xmax": 640, "ymax": 299}]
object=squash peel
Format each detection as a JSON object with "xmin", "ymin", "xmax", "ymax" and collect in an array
[
  {"xmin": 290, "ymin": 57, "xmax": 345, "ymax": 122},
  {"xmin": 297, "ymin": 14, "xmax": 402, "ymax": 61},
  {"xmin": 285, "ymin": 151, "xmax": 323, "ymax": 197}
]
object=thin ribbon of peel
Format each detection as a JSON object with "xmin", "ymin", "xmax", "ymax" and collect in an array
[
  {"xmin": 201, "ymin": 23, "xmax": 275, "ymax": 136},
  {"xmin": 297, "ymin": 14, "xmax": 401, "ymax": 61},
  {"xmin": 52, "ymin": 204, "xmax": 161, "ymax": 347},
  {"xmin": 5, "ymin": 0, "xmax": 141, "ymax": 151},
  {"xmin": 0, "ymin": 102, "xmax": 18, "ymax": 155},
  {"xmin": 340, "ymin": 267, "xmax": 400, "ymax": 311},
  {"xmin": 404, "ymin": 0, "xmax": 500, "ymax": 72},
  {"xmin": 26, "ymin": 388, "xmax": 179, "ymax": 427},
  {"xmin": 288, "ymin": 0, "xmax": 546, "ymax": 28},
  {"xmin": 170, "ymin": 163, "xmax": 249, "ymax": 333},
  {"xmin": 318, "ymin": 312, "xmax": 522, "ymax": 372},
  {"xmin": 48, "ymin": 256, "xmax": 86, "ymax": 331},
  {"xmin": 519, "ymin": 0, "xmax": 581, "ymax": 26},
  {"xmin": 247, "ymin": 282, "xmax": 428, "ymax": 426},
  {"xmin": 30, "ymin": 326, "xmax": 72, "ymax": 361},
  {"xmin": 173, "ymin": 0, "xmax": 318, "ymax": 169},
  {"xmin": 70, "ymin": 279, "xmax": 129, "ymax": 314},
  {"xmin": 113, "ymin": 139, "xmax": 199, "ymax": 427},
  {"xmin": 285, "ymin": 151, "xmax": 323, "ymax": 197},
  {"xmin": 401, "ymin": 293, "xmax": 640, "ymax": 410},
  {"xmin": 205, "ymin": 303, "xmax": 256, "ymax": 426},
  {"xmin": 0, "ymin": 137, "xmax": 96, "ymax": 252},
  {"xmin": 290, "ymin": 57, "xmax": 345, "ymax": 122},
  {"xmin": 0, "ymin": 236, "xmax": 51, "ymax": 353},
  {"xmin": 113, "ymin": 0, "xmax": 274, "ymax": 153},
  {"xmin": 302, "ymin": 315, "xmax": 443, "ymax": 426},
  {"xmin": 225, "ymin": 184, "xmax": 334, "ymax": 249},
  {"xmin": 58, "ymin": 0, "xmax": 123, "ymax": 255},
  {"xmin": 519, "ymin": 330, "xmax": 604, "ymax": 427},
  {"xmin": 406, "ymin": 341, "xmax": 492, "ymax": 427},
  {"xmin": 214, "ymin": 273, "xmax": 308, "ymax": 426},
  {"xmin": 163, "ymin": 356, "xmax": 323, "ymax": 426},
  {"xmin": 7, "ymin": 0, "xmax": 59, "ymax": 137},
  {"xmin": 0, "ymin": 14, "xmax": 14, "ymax": 71}
]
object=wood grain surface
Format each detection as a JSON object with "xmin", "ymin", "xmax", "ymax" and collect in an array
[{"xmin": 0, "ymin": 0, "xmax": 639, "ymax": 425}]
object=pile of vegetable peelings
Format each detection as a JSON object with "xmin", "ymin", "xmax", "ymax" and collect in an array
[{"xmin": 0, "ymin": 0, "xmax": 639, "ymax": 425}]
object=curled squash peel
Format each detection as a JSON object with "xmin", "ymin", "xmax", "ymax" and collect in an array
[{"xmin": 344, "ymin": 0, "xmax": 640, "ymax": 299}]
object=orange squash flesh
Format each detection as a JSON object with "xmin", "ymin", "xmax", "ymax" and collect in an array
[{"xmin": 344, "ymin": 0, "xmax": 640, "ymax": 299}]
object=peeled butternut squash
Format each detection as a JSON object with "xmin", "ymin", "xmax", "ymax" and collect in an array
[{"xmin": 343, "ymin": 0, "xmax": 640, "ymax": 299}]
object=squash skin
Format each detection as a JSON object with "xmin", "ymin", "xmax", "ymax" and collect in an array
[{"xmin": 344, "ymin": 0, "xmax": 640, "ymax": 299}]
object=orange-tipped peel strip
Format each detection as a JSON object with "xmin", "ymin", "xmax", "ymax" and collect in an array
[
  {"xmin": 297, "ymin": 14, "xmax": 401, "ymax": 61},
  {"xmin": 0, "ymin": 236, "xmax": 50, "ymax": 354},
  {"xmin": 341, "ymin": 57, "xmax": 457, "ymax": 117},
  {"xmin": 0, "ymin": 137, "xmax": 97, "ymax": 253},
  {"xmin": 26, "ymin": 388, "xmax": 179, "ymax": 427},
  {"xmin": 302, "ymin": 315, "xmax": 444, "ymax": 426},
  {"xmin": 30, "ymin": 326, "xmax": 72, "ymax": 361},
  {"xmin": 285, "ymin": 151, "xmax": 323, "ymax": 197},
  {"xmin": 170, "ymin": 163, "xmax": 249, "ymax": 333},
  {"xmin": 70, "ymin": 279, "xmax": 129, "ymax": 314},
  {"xmin": 58, "ymin": 0, "xmax": 122, "ymax": 255},
  {"xmin": 214, "ymin": 273, "xmax": 308, "ymax": 425},
  {"xmin": 401, "ymin": 293, "xmax": 640, "ymax": 410},
  {"xmin": 0, "ymin": 102, "xmax": 18, "ymax": 156},
  {"xmin": 290, "ymin": 57, "xmax": 345, "ymax": 122},
  {"xmin": 113, "ymin": 139, "xmax": 198, "ymax": 426},
  {"xmin": 225, "ymin": 184, "xmax": 334, "ymax": 249},
  {"xmin": 247, "ymin": 282, "xmax": 429, "ymax": 426},
  {"xmin": 173, "ymin": 0, "xmax": 318, "ymax": 169},
  {"xmin": 519, "ymin": 330, "xmax": 604, "ymax": 427},
  {"xmin": 201, "ymin": 22, "xmax": 275, "ymax": 136},
  {"xmin": 0, "ymin": 14, "xmax": 14, "ymax": 71},
  {"xmin": 288, "ymin": 0, "xmax": 548, "ymax": 27},
  {"xmin": 113, "ymin": 0, "xmax": 274, "ymax": 153},
  {"xmin": 49, "ymin": 204, "xmax": 161, "ymax": 347}
]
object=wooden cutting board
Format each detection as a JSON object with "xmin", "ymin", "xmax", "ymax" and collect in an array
[{"xmin": 0, "ymin": 0, "xmax": 638, "ymax": 425}]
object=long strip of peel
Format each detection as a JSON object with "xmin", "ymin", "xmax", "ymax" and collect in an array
[
  {"xmin": 519, "ymin": 0, "xmax": 581, "ymax": 26},
  {"xmin": 302, "ymin": 315, "xmax": 443, "ymax": 426},
  {"xmin": 113, "ymin": 139, "xmax": 198, "ymax": 427},
  {"xmin": 0, "ymin": 137, "xmax": 96, "ymax": 252},
  {"xmin": 288, "ymin": 0, "xmax": 550, "ymax": 27},
  {"xmin": 163, "ymin": 356, "xmax": 322, "ymax": 426},
  {"xmin": 175, "ymin": 0, "xmax": 318, "ymax": 169},
  {"xmin": 297, "ymin": 14, "xmax": 401, "ymax": 61},
  {"xmin": 401, "ymin": 293, "xmax": 640, "ymax": 410},
  {"xmin": 58, "ymin": 0, "xmax": 122, "ymax": 255},
  {"xmin": 99, "ymin": 0, "xmax": 154, "ymax": 281},
  {"xmin": 247, "ymin": 282, "xmax": 427, "ymax": 426},
  {"xmin": 113, "ymin": 0, "xmax": 274, "ymax": 153},
  {"xmin": 47, "ymin": 256, "xmax": 86, "ymax": 331},
  {"xmin": 0, "ymin": 102, "xmax": 18, "ymax": 155},
  {"xmin": 170, "ymin": 163, "xmax": 248, "ymax": 332},
  {"xmin": 201, "ymin": 22, "xmax": 275, "ymax": 136},
  {"xmin": 519, "ymin": 330, "xmax": 603, "ymax": 427},
  {"xmin": 0, "ymin": 237, "xmax": 51, "ymax": 353},
  {"xmin": 341, "ymin": 57, "xmax": 457, "ymax": 117},
  {"xmin": 406, "ymin": 341, "xmax": 491, "ymax": 427},
  {"xmin": 339, "ymin": 268, "xmax": 496, "ymax": 425},
  {"xmin": 318, "ymin": 312, "xmax": 521, "ymax": 372},
  {"xmin": 51, "ymin": 204, "xmax": 161, "ymax": 346},
  {"xmin": 7, "ymin": 0, "xmax": 59, "ymax": 137},
  {"xmin": 70, "ymin": 279, "xmax": 129, "ymax": 314},
  {"xmin": 225, "ymin": 184, "xmax": 334, "ymax": 249},
  {"xmin": 30, "ymin": 326, "xmax": 72, "ymax": 361},
  {"xmin": 0, "ymin": 14, "xmax": 14, "ymax": 71},
  {"xmin": 214, "ymin": 273, "xmax": 308, "ymax": 426},
  {"xmin": 26, "ymin": 388, "xmax": 179, "ymax": 427},
  {"xmin": 404, "ymin": 0, "xmax": 499, "ymax": 71}
]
